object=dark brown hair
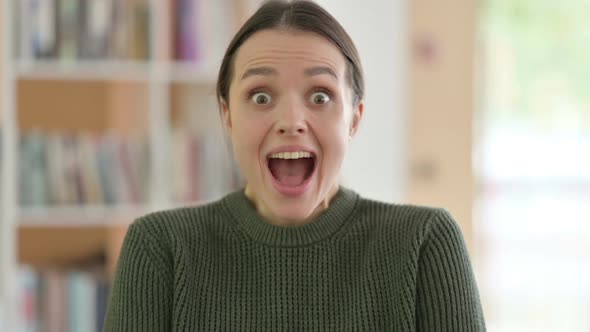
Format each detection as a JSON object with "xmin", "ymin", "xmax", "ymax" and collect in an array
[{"xmin": 216, "ymin": 0, "xmax": 364, "ymax": 108}]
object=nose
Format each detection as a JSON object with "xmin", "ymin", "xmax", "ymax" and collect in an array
[{"xmin": 275, "ymin": 97, "xmax": 307, "ymax": 136}]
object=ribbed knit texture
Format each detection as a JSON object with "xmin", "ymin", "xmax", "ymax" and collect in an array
[{"xmin": 104, "ymin": 187, "xmax": 486, "ymax": 331}]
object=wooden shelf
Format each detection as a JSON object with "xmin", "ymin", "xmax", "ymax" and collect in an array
[
  {"xmin": 19, "ymin": 226, "xmax": 108, "ymax": 268},
  {"xmin": 18, "ymin": 205, "xmax": 150, "ymax": 227},
  {"xmin": 18, "ymin": 201, "xmax": 212, "ymax": 227},
  {"xmin": 18, "ymin": 79, "xmax": 149, "ymax": 134},
  {"xmin": 18, "ymin": 224, "xmax": 129, "ymax": 276},
  {"xmin": 15, "ymin": 60, "xmax": 219, "ymax": 84},
  {"xmin": 168, "ymin": 62, "xmax": 218, "ymax": 84},
  {"xmin": 16, "ymin": 60, "xmax": 152, "ymax": 82}
]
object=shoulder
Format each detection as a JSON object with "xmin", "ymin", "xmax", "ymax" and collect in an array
[
  {"xmin": 130, "ymin": 196, "xmax": 230, "ymax": 248},
  {"xmin": 355, "ymin": 196, "xmax": 461, "ymax": 246}
]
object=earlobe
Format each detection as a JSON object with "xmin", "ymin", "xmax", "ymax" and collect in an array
[
  {"xmin": 349, "ymin": 101, "xmax": 364, "ymax": 138},
  {"xmin": 221, "ymin": 99, "xmax": 232, "ymax": 134}
]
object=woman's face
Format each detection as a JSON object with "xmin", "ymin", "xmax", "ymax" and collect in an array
[{"xmin": 222, "ymin": 29, "xmax": 363, "ymax": 225}]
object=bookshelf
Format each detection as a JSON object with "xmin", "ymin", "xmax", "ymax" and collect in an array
[{"xmin": 1, "ymin": 0, "xmax": 261, "ymax": 330}]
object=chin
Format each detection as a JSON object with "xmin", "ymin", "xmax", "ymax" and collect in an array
[{"xmin": 245, "ymin": 172, "xmax": 336, "ymax": 225}]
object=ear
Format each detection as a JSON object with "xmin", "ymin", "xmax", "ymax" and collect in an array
[
  {"xmin": 221, "ymin": 99, "xmax": 232, "ymax": 135},
  {"xmin": 349, "ymin": 101, "xmax": 364, "ymax": 138}
]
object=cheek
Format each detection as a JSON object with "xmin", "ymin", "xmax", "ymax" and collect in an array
[
  {"xmin": 315, "ymin": 119, "xmax": 349, "ymax": 162},
  {"xmin": 229, "ymin": 112, "xmax": 267, "ymax": 161}
]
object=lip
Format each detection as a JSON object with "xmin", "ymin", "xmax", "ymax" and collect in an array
[
  {"xmin": 265, "ymin": 145, "xmax": 318, "ymax": 158},
  {"xmin": 264, "ymin": 145, "xmax": 318, "ymax": 197}
]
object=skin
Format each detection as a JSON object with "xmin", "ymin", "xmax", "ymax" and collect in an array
[{"xmin": 221, "ymin": 29, "xmax": 363, "ymax": 227}]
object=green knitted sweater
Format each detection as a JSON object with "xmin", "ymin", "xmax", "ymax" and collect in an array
[{"xmin": 104, "ymin": 187, "xmax": 486, "ymax": 331}]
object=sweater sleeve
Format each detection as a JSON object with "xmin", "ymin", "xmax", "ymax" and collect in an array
[
  {"xmin": 415, "ymin": 210, "xmax": 486, "ymax": 331},
  {"xmin": 104, "ymin": 222, "xmax": 173, "ymax": 331}
]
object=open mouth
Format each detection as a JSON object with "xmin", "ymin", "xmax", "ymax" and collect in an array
[{"xmin": 267, "ymin": 151, "xmax": 317, "ymax": 187}]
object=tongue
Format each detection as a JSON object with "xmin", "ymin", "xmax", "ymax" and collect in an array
[{"xmin": 269, "ymin": 158, "xmax": 310, "ymax": 186}]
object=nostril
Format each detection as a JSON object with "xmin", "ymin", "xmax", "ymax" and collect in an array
[{"xmin": 278, "ymin": 127, "xmax": 305, "ymax": 135}]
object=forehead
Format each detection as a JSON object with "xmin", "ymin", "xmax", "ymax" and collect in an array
[{"xmin": 233, "ymin": 29, "xmax": 347, "ymax": 79}]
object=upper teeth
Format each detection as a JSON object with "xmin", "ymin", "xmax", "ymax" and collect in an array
[{"xmin": 269, "ymin": 151, "xmax": 312, "ymax": 159}]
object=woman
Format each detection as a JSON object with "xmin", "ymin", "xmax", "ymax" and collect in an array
[{"xmin": 105, "ymin": 1, "xmax": 486, "ymax": 330}]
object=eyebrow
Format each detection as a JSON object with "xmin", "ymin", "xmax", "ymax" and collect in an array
[
  {"xmin": 240, "ymin": 66, "xmax": 338, "ymax": 81},
  {"xmin": 241, "ymin": 67, "xmax": 277, "ymax": 80},
  {"xmin": 304, "ymin": 66, "xmax": 338, "ymax": 80}
]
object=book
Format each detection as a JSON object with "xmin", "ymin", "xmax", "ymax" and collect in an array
[
  {"xmin": 95, "ymin": 276, "xmax": 110, "ymax": 332},
  {"xmin": 96, "ymin": 135, "xmax": 120, "ymax": 205},
  {"xmin": 175, "ymin": 0, "xmax": 200, "ymax": 62},
  {"xmin": 130, "ymin": 0, "xmax": 151, "ymax": 60},
  {"xmin": 117, "ymin": 139, "xmax": 140, "ymax": 204},
  {"xmin": 78, "ymin": 134, "xmax": 105, "ymax": 205},
  {"xmin": 80, "ymin": 0, "xmax": 113, "ymax": 59},
  {"xmin": 46, "ymin": 133, "xmax": 69, "ymax": 205},
  {"xmin": 18, "ymin": 266, "xmax": 110, "ymax": 332},
  {"xmin": 43, "ymin": 270, "xmax": 67, "ymax": 332},
  {"xmin": 57, "ymin": 0, "xmax": 81, "ymax": 61},
  {"xmin": 16, "ymin": 0, "xmax": 242, "ymax": 62},
  {"xmin": 61, "ymin": 134, "xmax": 82, "ymax": 204},
  {"xmin": 16, "ymin": 0, "xmax": 152, "ymax": 61},
  {"xmin": 110, "ymin": 0, "xmax": 131, "ymax": 59},
  {"xmin": 172, "ymin": 128, "xmax": 192, "ymax": 202},
  {"xmin": 19, "ymin": 130, "xmax": 48, "ymax": 207},
  {"xmin": 18, "ymin": 266, "xmax": 40, "ymax": 332},
  {"xmin": 67, "ymin": 271, "xmax": 97, "ymax": 332},
  {"xmin": 19, "ymin": 131, "xmax": 150, "ymax": 208},
  {"xmin": 31, "ymin": 0, "xmax": 58, "ymax": 58},
  {"xmin": 174, "ymin": 0, "xmax": 236, "ymax": 65}
]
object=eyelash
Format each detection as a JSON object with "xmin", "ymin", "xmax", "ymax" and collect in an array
[
  {"xmin": 246, "ymin": 87, "xmax": 335, "ymax": 101},
  {"xmin": 311, "ymin": 87, "xmax": 334, "ymax": 99},
  {"xmin": 247, "ymin": 87, "xmax": 268, "ymax": 99}
]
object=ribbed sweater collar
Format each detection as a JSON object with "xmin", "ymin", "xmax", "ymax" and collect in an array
[{"xmin": 222, "ymin": 187, "xmax": 360, "ymax": 247}]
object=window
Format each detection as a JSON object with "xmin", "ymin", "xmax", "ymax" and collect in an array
[{"xmin": 477, "ymin": 1, "xmax": 590, "ymax": 331}]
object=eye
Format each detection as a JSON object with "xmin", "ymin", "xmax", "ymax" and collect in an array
[
  {"xmin": 310, "ymin": 91, "xmax": 330, "ymax": 105},
  {"xmin": 251, "ymin": 92, "xmax": 272, "ymax": 105}
]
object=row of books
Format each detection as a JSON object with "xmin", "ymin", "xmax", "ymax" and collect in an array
[
  {"xmin": 19, "ymin": 131, "xmax": 150, "ymax": 207},
  {"xmin": 17, "ymin": 0, "xmax": 151, "ymax": 61},
  {"xmin": 16, "ymin": 0, "xmax": 238, "ymax": 63},
  {"xmin": 172, "ymin": 0, "xmax": 237, "ymax": 63},
  {"xmin": 170, "ymin": 129, "xmax": 242, "ymax": 203},
  {"xmin": 18, "ymin": 266, "xmax": 110, "ymax": 332},
  {"xmin": 19, "ymin": 130, "xmax": 242, "ymax": 208}
]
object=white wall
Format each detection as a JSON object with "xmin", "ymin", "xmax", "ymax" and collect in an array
[{"xmin": 316, "ymin": 0, "xmax": 408, "ymax": 203}]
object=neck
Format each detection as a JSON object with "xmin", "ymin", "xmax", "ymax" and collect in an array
[{"xmin": 244, "ymin": 183, "xmax": 340, "ymax": 227}]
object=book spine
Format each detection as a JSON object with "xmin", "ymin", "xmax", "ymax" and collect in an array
[
  {"xmin": 188, "ymin": 133, "xmax": 201, "ymax": 202},
  {"xmin": 17, "ymin": 266, "xmax": 39, "ymax": 332},
  {"xmin": 96, "ymin": 136, "xmax": 119, "ymax": 205},
  {"xmin": 68, "ymin": 272, "xmax": 97, "ymax": 332},
  {"xmin": 80, "ymin": 0, "xmax": 112, "ymax": 59},
  {"xmin": 18, "ymin": 268, "xmax": 109, "ymax": 331},
  {"xmin": 131, "ymin": 0, "xmax": 151, "ymax": 60},
  {"xmin": 32, "ymin": 0, "xmax": 58, "ymax": 58},
  {"xmin": 19, "ymin": 132, "xmax": 150, "ymax": 208},
  {"xmin": 110, "ymin": 1, "xmax": 130, "ymax": 59},
  {"xmin": 95, "ymin": 276, "xmax": 110, "ymax": 332},
  {"xmin": 78, "ymin": 134, "xmax": 105, "ymax": 205},
  {"xmin": 44, "ymin": 270, "xmax": 66, "ymax": 332},
  {"xmin": 57, "ymin": 0, "xmax": 81, "ymax": 61},
  {"xmin": 176, "ymin": 0, "xmax": 199, "ymax": 62}
]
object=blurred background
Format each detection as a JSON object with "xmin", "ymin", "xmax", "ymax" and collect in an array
[{"xmin": 1, "ymin": 0, "xmax": 589, "ymax": 331}]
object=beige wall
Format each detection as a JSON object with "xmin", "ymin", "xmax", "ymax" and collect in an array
[
  {"xmin": 316, "ymin": 0, "xmax": 407, "ymax": 203},
  {"xmin": 408, "ymin": 1, "xmax": 476, "ymax": 252}
]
